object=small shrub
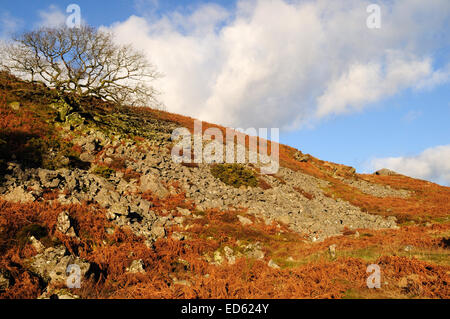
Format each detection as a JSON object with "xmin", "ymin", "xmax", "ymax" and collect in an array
[
  {"xmin": 210, "ymin": 164, "xmax": 258, "ymax": 188},
  {"xmin": 92, "ymin": 165, "xmax": 115, "ymax": 179}
]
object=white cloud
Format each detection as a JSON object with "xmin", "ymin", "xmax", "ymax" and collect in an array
[
  {"xmin": 316, "ymin": 52, "xmax": 432, "ymax": 117},
  {"xmin": 367, "ymin": 145, "xmax": 450, "ymax": 186},
  {"xmin": 415, "ymin": 63, "xmax": 450, "ymax": 90},
  {"xmin": 0, "ymin": 11, "xmax": 23, "ymax": 39},
  {"xmin": 402, "ymin": 110, "xmax": 422, "ymax": 123},
  {"xmin": 36, "ymin": 5, "xmax": 66, "ymax": 28},
  {"xmin": 106, "ymin": 0, "xmax": 450, "ymax": 129}
]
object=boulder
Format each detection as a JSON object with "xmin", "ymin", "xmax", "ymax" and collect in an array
[
  {"xmin": 109, "ymin": 203, "xmax": 129, "ymax": 216},
  {"xmin": 8, "ymin": 101, "xmax": 20, "ymax": 111},
  {"xmin": 29, "ymin": 246, "xmax": 90, "ymax": 286},
  {"xmin": 56, "ymin": 211, "xmax": 77, "ymax": 237},
  {"xmin": 2, "ymin": 186, "xmax": 35, "ymax": 203},
  {"xmin": 329, "ymin": 244, "xmax": 337, "ymax": 258},
  {"xmin": 237, "ymin": 215, "xmax": 253, "ymax": 226},
  {"xmin": 243, "ymin": 243, "xmax": 264, "ymax": 260},
  {"xmin": 151, "ymin": 225, "xmax": 166, "ymax": 239},
  {"xmin": 30, "ymin": 236, "xmax": 45, "ymax": 253},
  {"xmin": 374, "ymin": 168, "xmax": 397, "ymax": 176},
  {"xmin": 223, "ymin": 246, "xmax": 236, "ymax": 265},
  {"xmin": 0, "ymin": 270, "xmax": 11, "ymax": 291},
  {"xmin": 126, "ymin": 260, "xmax": 146, "ymax": 274},
  {"xmin": 140, "ymin": 173, "xmax": 168, "ymax": 198},
  {"xmin": 268, "ymin": 259, "xmax": 280, "ymax": 269},
  {"xmin": 79, "ymin": 152, "xmax": 95, "ymax": 163},
  {"xmin": 38, "ymin": 169, "xmax": 60, "ymax": 188}
]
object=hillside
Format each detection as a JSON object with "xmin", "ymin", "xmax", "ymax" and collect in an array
[{"xmin": 0, "ymin": 71, "xmax": 449, "ymax": 299}]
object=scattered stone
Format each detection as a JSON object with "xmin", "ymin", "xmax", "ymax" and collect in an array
[
  {"xmin": 151, "ymin": 226, "xmax": 166, "ymax": 239},
  {"xmin": 177, "ymin": 207, "xmax": 191, "ymax": 216},
  {"xmin": 79, "ymin": 152, "xmax": 95, "ymax": 163},
  {"xmin": 39, "ymin": 288, "xmax": 81, "ymax": 299},
  {"xmin": 109, "ymin": 203, "xmax": 129, "ymax": 216},
  {"xmin": 140, "ymin": 173, "xmax": 169, "ymax": 198},
  {"xmin": 38, "ymin": 169, "xmax": 60, "ymax": 188},
  {"xmin": 223, "ymin": 246, "xmax": 236, "ymax": 265},
  {"xmin": 56, "ymin": 211, "xmax": 77, "ymax": 237},
  {"xmin": 171, "ymin": 232, "xmax": 185, "ymax": 241},
  {"xmin": 126, "ymin": 260, "xmax": 145, "ymax": 274},
  {"xmin": 403, "ymin": 245, "xmax": 414, "ymax": 252},
  {"xmin": 276, "ymin": 214, "xmax": 291, "ymax": 225},
  {"xmin": 30, "ymin": 236, "xmax": 45, "ymax": 253},
  {"xmin": 213, "ymin": 251, "xmax": 224, "ymax": 265},
  {"xmin": 268, "ymin": 259, "xmax": 280, "ymax": 269},
  {"xmin": 329, "ymin": 244, "xmax": 337, "ymax": 258},
  {"xmin": 243, "ymin": 243, "xmax": 264, "ymax": 260},
  {"xmin": 294, "ymin": 152, "xmax": 310, "ymax": 162},
  {"xmin": 174, "ymin": 216, "xmax": 185, "ymax": 224},
  {"xmin": 0, "ymin": 270, "xmax": 11, "ymax": 291},
  {"xmin": 29, "ymin": 246, "xmax": 90, "ymax": 286},
  {"xmin": 237, "ymin": 215, "xmax": 253, "ymax": 226},
  {"xmin": 8, "ymin": 101, "xmax": 20, "ymax": 111},
  {"xmin": 2, "ymin": 186, "xmax": 35, "ymax": 203}
]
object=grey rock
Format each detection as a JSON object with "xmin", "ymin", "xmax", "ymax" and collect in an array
[
  {"xmin": 374, "ymin": 168, "xmax": 398, "ymax": 176},
  {"xmin": 1, "ymin": 186, "xmax": 34, "ymax": 203},
  {"xmin": 109, "ymin": 203, "xmax": 129, "ymax": 216},
  {"xmin": 38, "ymin": 169, "xmax": 60, "ymax": 188},
  {"xmin": 8, "ymin": 101, "xmax": 20, "ymax": 111},
  {"xmin": 151, "ymin": 226, "xmax": 166, "ymax": 239},
  {"xmin": 268, "ymin": 259, "xmax": 280, "ymax": 269},
  {"xmin": 237, "ymin": 215, "xmax": 253, "ymax": 226},
  {"xmin": 177, "ymin": 207, "xmax": 191, "ymax": 216},
  {"xmin": 140, "ymin": 173, "xmax": 168, "ymax": 198},
  {"xmin": 223, "ymin": 246, "xmax": 236, "ymax": 265},
  {"xmin": 0, "ymin": 270, "xmax": 11, "ymax": 291},
  {"xmin": 329, "ymin": 244, "xmax": 337, "ymax": 258},
  {"xmin": 29, "ymin": 246, "xmax": 90, "ymax": 286},
  {"xmin": 244, "ymin": 243, "xmax": 264, "ymax": 260},
  {"xmin": 56, "ymin": 211, "xmax": 77, "ymax": 237},
  {"xmin": 126, "ymin": 260, "xmax": 146, "ymax": 274},
  {"xmin": 80, "ymin": 152, "xmax": 95, "ymax": 163},
  {"xmin": 30, "ymin": 236, "xmax": 45, "ymax": 253}
]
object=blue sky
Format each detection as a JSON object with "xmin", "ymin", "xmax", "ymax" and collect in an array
[{"xmin": 1, "ymin": 0, "xmax": 449, "ymax": 185}]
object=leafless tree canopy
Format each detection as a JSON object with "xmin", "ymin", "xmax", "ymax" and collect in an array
[{"xmin": 1, "ymin": 25, "xmax": 162, "ymax": 108}]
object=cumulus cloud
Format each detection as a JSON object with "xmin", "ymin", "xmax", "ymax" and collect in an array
[
  {"xmin": 0, "ymin": 11, "xmax": 23, "ymax": 39},
  {"xmin": 415, "ymin": 63, "xmax": 450, "ymax": 90},
  {"xmin": 103, "ymin": 0, "xmax": 450, "ymax": 129},
  {"xmin": 367, "ymin": 145, "xmax": 450, "ymax": 186},
  {"xmin": 36, "ymin": 5, "xmax": 67, "ymax": 28},
  {"xmin": 316, "ymin": 52, "xmax": 432, "ymax": 117}
]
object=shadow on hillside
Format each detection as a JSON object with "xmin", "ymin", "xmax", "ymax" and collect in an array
[
  {"xmin": 0, "ymin": 132, "xmax": 43, "ymax": 171},
  {"xmin": 0, "ymin": 132, "xmax": 90, "ymax": 183}
]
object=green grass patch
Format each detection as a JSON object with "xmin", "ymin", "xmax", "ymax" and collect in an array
[
  {"xmin": 92, "ymin": 165, "xmax": 115, "ymax": 179},
  {"xmin": 210, "ymin": 164, "xmax": 258, "ymax": 188}
]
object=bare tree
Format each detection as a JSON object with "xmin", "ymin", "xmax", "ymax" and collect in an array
[{"xmin": 0, "ymin": 25, "xmax": 162, "ymax": 109}]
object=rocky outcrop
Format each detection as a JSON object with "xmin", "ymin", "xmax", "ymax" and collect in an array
[
  {"xmin": 0, "ymin": 123, "xmax": 400, "ymax": 242},
  {"xmin": 28, "ymin": 245, "xmax": 90, "ymax": 286},
  {"xmin": 375, "ymin": 168, "xmax": 398, "ymax": 176}
]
